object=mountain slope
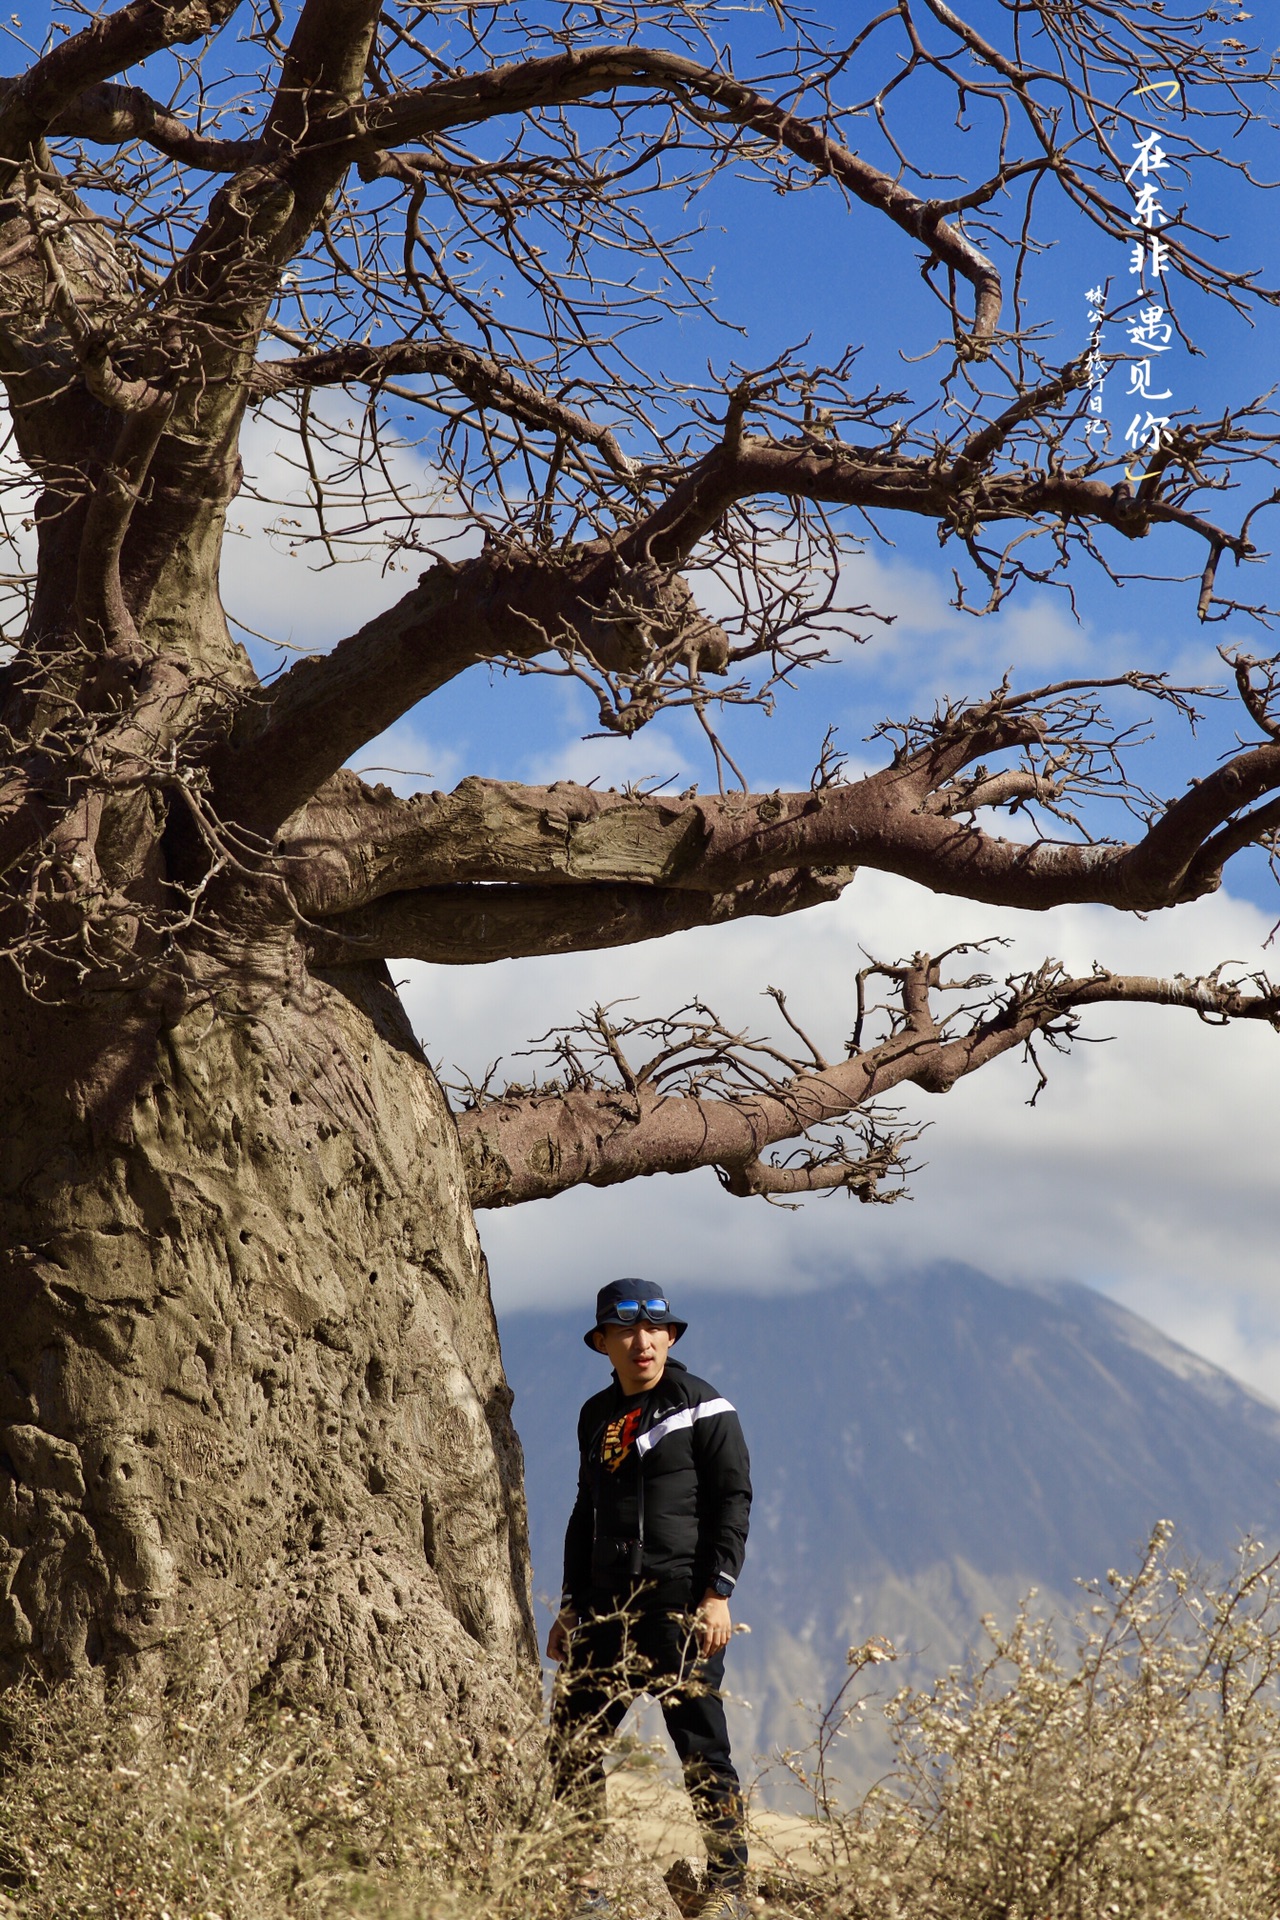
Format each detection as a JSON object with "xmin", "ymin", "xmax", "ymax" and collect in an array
[{"xmin": 499, "ymin": 1266, "xmax": 1280, "ymax": 1799}]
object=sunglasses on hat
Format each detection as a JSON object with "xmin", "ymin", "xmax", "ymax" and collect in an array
[{"xmin": 604, "ymin": 1296, "xmax": 671, "ymax": 1323}]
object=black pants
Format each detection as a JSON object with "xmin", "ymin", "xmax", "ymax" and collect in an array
[{"xmin": 551, "ymin": 1593, "xmax": 747, "ymax": 1888}]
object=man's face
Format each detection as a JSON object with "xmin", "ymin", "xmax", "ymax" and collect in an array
[{"xmin": 593, "ymin": 1319, "xmax": 674, "ymax": 1393}]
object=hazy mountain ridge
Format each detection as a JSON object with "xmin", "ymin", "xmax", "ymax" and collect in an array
[{"xmin": 500, "ymin": 1265, "xmax": 1280, "ymax": 1798}]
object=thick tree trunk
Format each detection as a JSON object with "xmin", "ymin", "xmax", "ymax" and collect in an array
[{"xmin": 0, "ymin": 935, "xmax": 537, "ymax": 1734}]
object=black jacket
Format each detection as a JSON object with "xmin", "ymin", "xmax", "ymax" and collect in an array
[{"xmin": 561, "ymin": 1357, "xmax": 751, "ymax": 1610}]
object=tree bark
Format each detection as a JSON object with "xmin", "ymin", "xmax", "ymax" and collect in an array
[{"xmin": 0, "ymin": 931, "xmax": 537, "ymax": 1729}]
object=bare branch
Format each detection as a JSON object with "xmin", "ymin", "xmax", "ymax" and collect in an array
[
  {"xmin": 49, "ymin": 83, "xmax": 254, "ymax": 172},
  {"xmin": 455, "ymin": 957, "xmax": 1280, "ymax": 1208},
  {"xmin": 75, "ymin": 397, "xmax": 176, "ymax": 652},
  {"xmin": 279, "ymin": 667, "xmax": 1280, "ymax": 935},
  {"xmin": 617, "ymin": 426, "xmax": 1252, "ymax": 576},
  {"xmin": 1225, "ymin": 649, "xmax": 1280, "ymax": 742},
  {"xmin": 352, "ymin": 47, "xmax": 1003, "ymax": 350},
  {"xmin": 0, "ymin": 0, "xmax": 244, "ymax": 184},
  {"xmin": 214, "ymin": 393, "xmax": 1255, "ymax": 832},
  {"xmin": 214, "ymin": 550, "xmax": 730, "ymax": 833},
  {"xmin": 251, "ymin": 339, "xmax": 635, "ymax": 475},
  {"xmin": 305, "ymin": 868, "xmax": 852, "ymax": 968}
]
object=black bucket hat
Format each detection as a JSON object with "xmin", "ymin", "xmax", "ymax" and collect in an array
[{"xmin": 584, "ymin": 1279, "xmax": 688, "ymax": 1349}]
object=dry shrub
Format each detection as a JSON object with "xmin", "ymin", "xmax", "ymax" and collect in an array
[
  {"xmin": 0, "ymin": 1663, "xmax": 591, "ymax": 1920},
  {"xmin": 784, "ymin": 1526, "xmax": 1280, "ymax": 1919}
]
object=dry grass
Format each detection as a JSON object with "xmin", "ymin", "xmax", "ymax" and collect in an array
[
  {"xmin": 0, "ymin": 1671, "xmax": 593, "ymax": 1920},
  {"xmin": 4, "ymin": 1530, "xmax": 1280, "ymax": 1919}
]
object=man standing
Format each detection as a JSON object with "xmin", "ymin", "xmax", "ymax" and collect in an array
[{"xmin": 548, "ymin": 1281, "xmax": 752, "ymax": 1920}]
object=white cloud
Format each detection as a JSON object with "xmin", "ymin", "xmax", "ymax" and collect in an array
[
  {"xmin": 520, "ymin": 725, "xmax": 699, "ymax": 793},
  {"xmin": 221, "ymin": 403, "xmax": 466, "ymax": 658},
  {"xmin": 220, "ymin": 406, "xmax": 482, "ymax": 795},
  {"xmin": 828, "ymin": 545, "xmax": 1095, "ymax": 693},
  {"xmin": 401, "ymin": 872, "xmax": 1280, "ymax": 1399},
  {"xmin": 345, "ymin": 713, "xmax": 465, "ymax": 798}
]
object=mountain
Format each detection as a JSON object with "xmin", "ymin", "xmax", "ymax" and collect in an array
[{"xmin": 498, "ymin": 1265, "xmax": 1280, "ymax": 1802}]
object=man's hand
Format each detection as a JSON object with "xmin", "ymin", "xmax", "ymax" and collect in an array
[
  {"xmin": 547, "ymin": 1607, "xmax": 578, "ymax": 1663},
  {"xmin": 695, "ymin": 1592, "xmax": 731, "ymax": 1658}
]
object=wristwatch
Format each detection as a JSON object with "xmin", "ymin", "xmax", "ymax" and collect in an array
[{"xmin": 710, "ymin": 1573, "xmax": 735, "ymax": 1599}]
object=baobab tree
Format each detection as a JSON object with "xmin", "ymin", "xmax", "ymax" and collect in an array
[{"xmin": 1, "ymin": 0, "xmax": 1279, "ymax": 1747}]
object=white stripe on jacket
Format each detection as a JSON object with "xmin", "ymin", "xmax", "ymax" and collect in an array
[{"xmin": 635, "ymin": 1397, "xmax": 735, "ymax": 1457}]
